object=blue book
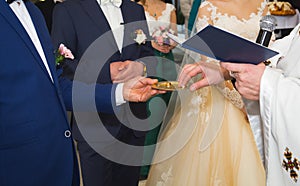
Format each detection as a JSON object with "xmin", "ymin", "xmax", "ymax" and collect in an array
[{"xmin": 168, "ymin": 25, "xmax": 279, "ymax": 64}]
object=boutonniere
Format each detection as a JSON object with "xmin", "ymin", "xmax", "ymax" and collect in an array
[
  {"xmin": 133, "ymin": 29, "xmax": 147, "ymax": 45},
  {"xmin": 55, "ymin": 43, "xmax": 74, "ymax": 66}
]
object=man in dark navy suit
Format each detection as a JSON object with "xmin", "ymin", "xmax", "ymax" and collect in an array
[
  {"xmin": 0, "ymin": 0, "xmax": 80, "ymax": 185},
  {"xmin": 0, "ymin": 0, "xmax": 159, "ymax": 185},
  {"xmin": 52, "ymin": 0, "xmax": 157, "ymax": 185}
]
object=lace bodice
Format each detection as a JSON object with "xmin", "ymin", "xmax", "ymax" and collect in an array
[
  {"xmin": 194, "ymin": 1, "xmax": 267, "ymax": 109},
  {"xmin": 145, "ymin": 3, "xmax": 175, "ymax": 35},
  {"xmin": 196, "ymin": 1, "xmax": 267, "ymax": 41}
]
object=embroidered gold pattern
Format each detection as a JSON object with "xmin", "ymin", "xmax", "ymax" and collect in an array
[{"xmin": 282, "ymin": 147, "xmax": 300, "ymax": 182}]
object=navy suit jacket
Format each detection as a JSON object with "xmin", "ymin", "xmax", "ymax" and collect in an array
[
  {"xmin": 52, "ymin": 0, "xmax": 155, "ymax": 141},
  {"xmin": 0, "ymin": 1, "xmax": 119, "ymax": 185},
  {"xmin": 0, "ymin": 1, "xmax": 77, "ymax": 186}
]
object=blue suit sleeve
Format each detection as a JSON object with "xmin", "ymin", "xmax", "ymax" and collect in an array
[{"xmin": 57, "ymin": 69, "xmax": 116, "ymax": 113}]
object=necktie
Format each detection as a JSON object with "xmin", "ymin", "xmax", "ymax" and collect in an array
[
  {"xmin": 7, "ymin": 0, "xmax": 25, "ymax": 4},
  {"xmin": 7, "ymin": 0, "xmax": 15, "ymax": 4},
  {"xmin": 100, "ymin": 0, "xmax": 122, "ymax": 7}
]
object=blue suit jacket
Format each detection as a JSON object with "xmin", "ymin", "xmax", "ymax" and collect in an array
[
  {"xmin": 0, "ymin": 1, "xmax": 78, "ymax": 186},
  {"xmin": 52, "ymin": 0, "xmax": 155, "ymax": 141},
  {"xmin": 0, "ymin": 1, "xmax": 118, "ymax": 185}
]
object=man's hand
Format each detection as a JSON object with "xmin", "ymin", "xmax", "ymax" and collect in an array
[
  {"xmin": 110, "ymin": 61, "xmax": 130, "ymax": 82},
  {"xmin": 221, "ymin": 62, "xmax": 266, "ymax": 100},
  {"xmin": 111, "ymin": 60, "xmax": 144, "ymax": 83},
  {"xmin": 178, "ymin": 61, "xmax": 225, "ymax": 91},
  {"xmin": 123, "ymin": 76, "xmax": 165, "ymax": 102}
]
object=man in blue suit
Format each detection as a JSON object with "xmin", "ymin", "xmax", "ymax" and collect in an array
[
  {"xmin": 0, "ymin": 0, "xmax": 160, "ymax": 185},
  {"xmin": 0, "ymin": 0, "xmax": 79, "ymax": 185},
  {"xmin": 51, "ymin": 0, "xmax": 157, "ymax": 185}
]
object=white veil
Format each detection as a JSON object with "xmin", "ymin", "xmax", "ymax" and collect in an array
[{"xmin": 151, "ymin": 0, "xmax": 229, "ymax": 163}]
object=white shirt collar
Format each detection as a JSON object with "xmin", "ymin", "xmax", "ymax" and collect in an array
[{"xmin": 97, "ymin": 0, "xmax": 122, "ymax": 8}]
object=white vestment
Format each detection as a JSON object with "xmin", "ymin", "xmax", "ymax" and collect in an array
[{"xmin": 259, "ymin": 23, "xmax": 300, "ymax": 186}]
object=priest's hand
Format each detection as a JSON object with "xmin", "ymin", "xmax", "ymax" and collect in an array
[
  {"xmin": 221, "ymin": 62, "xmax": 266, "ymax": 100},
  {"xmin": 123, "ymin": 76, "xmax": 165, "ymax": 102}
]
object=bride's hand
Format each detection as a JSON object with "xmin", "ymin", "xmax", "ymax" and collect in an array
[{"xmin": 178, "ymin": 61, "xmax": 226, "ymax": 91}]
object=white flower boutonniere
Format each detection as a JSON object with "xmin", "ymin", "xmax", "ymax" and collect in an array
[
  {"xmin": 133, "ymin": 29, "xmax": 147, "ymax": 45},
  {"xmin": 55, "ymin": 43, "xmax": 74, "ymax": 66}
]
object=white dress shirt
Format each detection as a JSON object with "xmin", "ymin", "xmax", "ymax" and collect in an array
[
  {"xmin": 9, "ymin": 0, "xmax": 53, "ymax": 82},
  {"xmin": 97, "ymin": 0, "xmax": 126, "ymax": 105},
  {"xmin": 98, "ymin": 0, "xmax": 124, "ymax": 52}
]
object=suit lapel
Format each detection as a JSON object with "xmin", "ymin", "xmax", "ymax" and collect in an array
[
  {"xmin": 26, "ymin": 1, "xmax": 58, "ymax": 83},
  {"xmin": 0, "ymin": 0, "xmax": 52, "ymax": 81},
  {"xmin": 120, "ymin": 2, "xmax": 139, "ymax": 58},
  {"xmin": 0, "ymin": 1, "xmax": 69, "ymax": 122},
  {"xmin": 120, "ymin": 1, "xmax": 131, "ymax": 28},
  {"xmin": 120, "ymin": 3, "xmax": 128, "ymax": 55},
  {"xmin": 81, "ymin": 0, "xmax": 120, "ymax": 56},
  {"xmin": 25, "ymin": 2, "xmax": 69, "ymax": 121},
  {"xmin": 81, "ymin": 0, "xmax": 109, "ymax": 32}
]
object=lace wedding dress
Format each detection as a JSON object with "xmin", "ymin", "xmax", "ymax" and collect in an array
[{"xmin": 145, "ymin": 1, "xmax": 267, "ymax": 185}]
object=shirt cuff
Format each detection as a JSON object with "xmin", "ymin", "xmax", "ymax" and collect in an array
[{"xmin": 115, "ymin": 83, "xmax": 126, "ymax": 106}]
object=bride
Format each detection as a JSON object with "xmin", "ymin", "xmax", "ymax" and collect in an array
[{"xmin": 145, "ymin": 0, "xmax": 268, "ymax": 185}]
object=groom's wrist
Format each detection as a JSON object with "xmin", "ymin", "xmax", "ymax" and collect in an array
[{"xmin": 136, "ymin": 61, "xmax": 147, "ymax": 77}]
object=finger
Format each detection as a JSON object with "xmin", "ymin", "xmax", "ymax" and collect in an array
[
  {"xmin": 139, "ymin": 86, "xmax": 152, "ymax": 102},
  {"xmin": 179, "ymin": 64, "xmax": 195, "ymax": 77},
  {"xmin": 118, "ymin": 61, "xmax": 132, "ymax": 70},
  {"xmin": 139, "ymin": 77, "xmax": 158, "ymax": 86},
  {"xmin": 180, "ymin": 65, "xmax": 202, "ymax": 87},
  {"xmin": 118, "ymin": 64, "xmax": 127, "ymax": 71},
  {"xmin": 115, "ymin": 67, "xmax": 138, "ymax": 81},
  {"xmin": 150, "ymin": 89, "xmax": 166, "ymax": 96},
  {"xmin": 189, "ymin": 78, "xmax": 209, "ymax": 91},
  {"xmin": 178, "ymin": 64, "xmax": 198, "ymax": 86},
  {"xmin": 236, "ymin": 85, "xmax": 259, "ymax": 100},
  {"xmin": 221, "ymin": 62, "xmax": 245, "ymax": 73}
]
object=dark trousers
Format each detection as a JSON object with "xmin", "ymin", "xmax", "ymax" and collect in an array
[{"xmin": 76, "ymin": 127, "xmax": 145, "ymax": 186}]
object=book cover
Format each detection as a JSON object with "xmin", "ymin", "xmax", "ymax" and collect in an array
[{"xmin": 168, "ymin": 25, "xmax": 279, "ymax": 64}]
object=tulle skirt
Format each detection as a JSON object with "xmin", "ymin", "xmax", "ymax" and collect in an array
[{"xmin": 145, "ymin": 86, "xmax": 265, "ymax": 186}]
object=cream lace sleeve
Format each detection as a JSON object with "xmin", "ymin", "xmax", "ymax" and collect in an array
[
  {"xmin": 195, "ymin": 1, "xmax": 214, "ymax": 32},
  {"xmin": 194, "ymin": 1, "xmax": 245, "ymax": 110}
]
